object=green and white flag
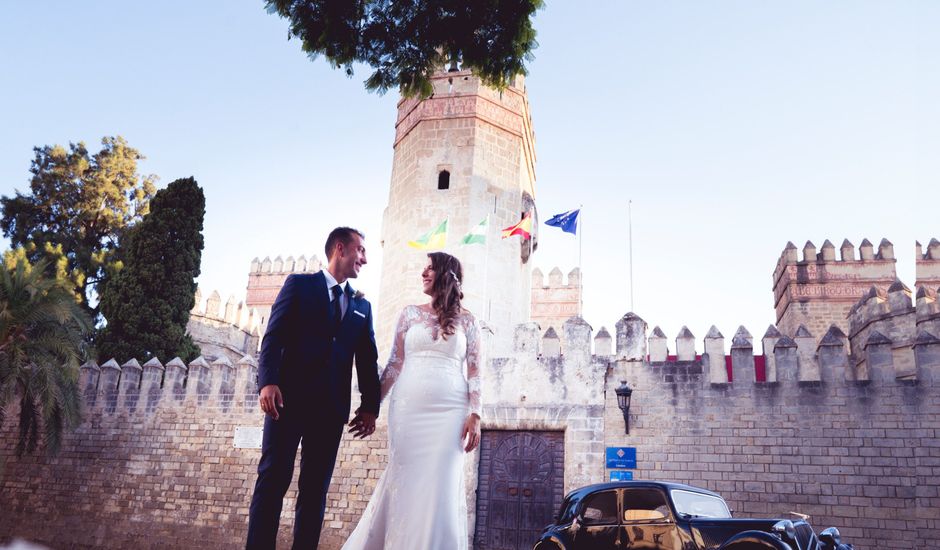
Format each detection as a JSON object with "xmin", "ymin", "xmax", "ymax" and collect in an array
[
  {"xmin": 460, "ymin": 217, "xmax": 488, "ymax": 245},
  {"xmin": 408, "ymin": 219, "xmax": 448, "ymax": 250}
]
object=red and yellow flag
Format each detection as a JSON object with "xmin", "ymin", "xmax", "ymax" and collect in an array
[{"xmin": 500, "ymin": 213, "xmax": 532, "ymax": 240}]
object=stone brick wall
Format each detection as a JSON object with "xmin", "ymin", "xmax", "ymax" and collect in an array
[
  {"xmin": 1, "ymin": 355, "xmax": 261, "ymax": 548},
  {"xmin": 0, "ymin": 354, "xmax": 388, "ymax": 550},
  {"xmin": 0, "ymin": 317, "xmax": 608, "ymax": 549},
  {"xmin": 4, "ymin": 283, "xmax": 939, "ymax": 549}
]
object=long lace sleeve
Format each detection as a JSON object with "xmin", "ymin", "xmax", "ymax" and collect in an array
[
  {"xmin": 380, "ymin": 306, "xmax": 412, "ymax": 400},
  {"xmin": 465, "ymin": 313, "xmax": 484, "ymax": 417}
]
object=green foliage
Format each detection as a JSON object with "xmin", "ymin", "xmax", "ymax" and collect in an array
[
  {"xmin": 97, "ymin": 177, "xmax": 206, "ymax": 364},
  {"xmin": 0, "ymin": 254, "xmax": 91, "ymax": 456},
  {"xmin": 264, "ymin": 0, "xmax": 544, "ymax": 98},
  {"xmin": 0, "ymin": 136, "xmax": 157, "ymax": 324}
]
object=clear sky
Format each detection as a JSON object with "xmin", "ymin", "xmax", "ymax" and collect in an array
[{"xmin": 1, "ymin": 1, "xmax": 936, "ymax": 353}]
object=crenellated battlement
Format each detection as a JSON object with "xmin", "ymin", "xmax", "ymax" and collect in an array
[
  {"xmin": 772, "ymin": 238, "xmax": 895, "ymax": 277},
  {"xmin": 772, "ymin": 238, "xmax": 899, "ymax": 338},
  {"xmin": 484, "ymin": 315, "xmax": 607, "ymax": 407},
  {"xmin": 246, "ymin": 254, "xmax": 325, "ymax": 329},
  {"xmin": 249, "ymin": 254, "xmax": 324, "ymax": 275},
  {"xmin": 496, "ymin": 309, "xmax": 940, "ymax": 392},
  {"xmin": 78, "ymin": 354, "xmax": 259, "ymax": 416},
  {"xmin": 530, "ymin": 266, "xmax": 582, "ymax": 353},
  {"xmin": 845, "ymin": 278, "xmax": 940, "ymax": 382},
  {"xmin": 188, "ymin": 288, "xmax": 261, "ymax": 364},
  {"xmin": 916, "ymin": 238, "xmax": 940, "ymax": 289},
  {"xmin": 642, "ymin": 315, "xmax": 936, "ymax": 387},
  {"xmin": 531, "ymin": 266, "xmax": 581, "ymax": 289},
  {"xmin": 190, "ymin": 287, "xmax": 261, "ymax": 331}
]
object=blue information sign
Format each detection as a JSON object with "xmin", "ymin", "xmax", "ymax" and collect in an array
[
  {"xmin": 609, "ymin": 470, "xmax": 634, "ymax": 481},
  {"xmin": 605, "ymin": 447, "xmax": 637, "ymax": 469}
]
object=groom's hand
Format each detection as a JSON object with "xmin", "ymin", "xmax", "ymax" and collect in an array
[
  {"xmin": 348, "ymin": 409, "xmax": 377, "ymax": 439},
  {"xmin": 259, "ymin": 384, "xmax": 284, "ymax": 420}
]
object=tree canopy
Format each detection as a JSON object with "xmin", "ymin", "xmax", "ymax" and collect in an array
[
  {"xmin": 0, "ymin": 136, "xmax": 157, "ymax": 324},
  {"xmin": 264, "ymin": 0, "xmax": 543, "ymax": 98},
  {"xmin": 97, "ymin": 177, "xmax": 205, "ymax": 364}
]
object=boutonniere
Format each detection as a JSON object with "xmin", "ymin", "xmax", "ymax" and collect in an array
[{"xmin": 353, "ymin": 290, "xmax": 365, "ymax": 300}]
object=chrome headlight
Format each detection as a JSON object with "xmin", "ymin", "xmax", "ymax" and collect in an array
[
  {"xmin": 772, "ymin": 519, "xmax": 797, "ymax": 542},
  {"xmin": 819, "ymin": 526, "xmax": 841, "ymax": 546}
]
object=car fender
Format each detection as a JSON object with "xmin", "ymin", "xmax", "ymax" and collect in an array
[
  {"xmin": 718, "ymin": 530, "xmax": 794, "ymax": 550},
  {"xmin": 532, "ymin": 534, "xmax": 567, "ymax": 550}
]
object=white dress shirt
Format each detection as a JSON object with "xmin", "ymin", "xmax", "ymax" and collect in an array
[{"xmin": 323, "ymin": 268, "xmax": 349, "ymax": 318}]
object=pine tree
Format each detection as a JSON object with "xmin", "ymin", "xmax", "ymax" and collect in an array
[
  {"xmin": 265, "ymin": 0, "xmax": 543, "ymax": 98},
  {"xmin": 0, "ymin": 136, "xmax": 157, "ymax": 323},
  {"xmin": 97, "ymin": 177, "xmax": 205, "ymax": 363}
]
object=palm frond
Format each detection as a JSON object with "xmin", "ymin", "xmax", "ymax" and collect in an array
[{"xmin": 1, "ymin": 256, "xmax": 89, "ymax": 455}]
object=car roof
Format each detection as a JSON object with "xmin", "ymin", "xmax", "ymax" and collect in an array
[{"xmin": 564, "ymin": 481, "xmax": 723, "ymax": 501}]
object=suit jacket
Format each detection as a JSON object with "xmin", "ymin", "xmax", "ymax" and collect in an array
[{"xmin": 257, "ymin": 271, "xmax": 381, "ymax": 422}]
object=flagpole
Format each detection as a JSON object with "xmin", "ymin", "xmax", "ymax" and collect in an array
[
  {"xmin": 483, "ymin": 214, "xmax": 490, "ymax": 323},
  {"xmin": 578, "ymin": 205, "xmax": 583, "ymax": 317},
  {"xmin": 628, "ymin": 200, "xmax": 634, "ymax": 312}
]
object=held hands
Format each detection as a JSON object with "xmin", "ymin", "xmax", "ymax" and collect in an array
[
  {"xmin": 349, "ymin": 409, "xmax": 377, "ymax": 439},
  {"xmin": 259, "ymin": 384, "xmax": 284, "ymax": 420},
  {"xmin": 461, "ymin": 413, "xmax": 481, "ymax": 452}
]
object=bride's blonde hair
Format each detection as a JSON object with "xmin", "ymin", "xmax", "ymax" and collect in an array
[{"xmin": 427, "ymin": 252, "xmax": 464, "ymax": 339}]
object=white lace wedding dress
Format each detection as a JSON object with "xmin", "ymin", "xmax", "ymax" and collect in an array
[{"xmin": 342, "ymin": 305, "xmax": 483, "ymax": 550}]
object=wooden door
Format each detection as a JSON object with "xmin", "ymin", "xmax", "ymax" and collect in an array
[{"xmin": 475, "ymin": 430, "xmax": 565, "ymax": 549}]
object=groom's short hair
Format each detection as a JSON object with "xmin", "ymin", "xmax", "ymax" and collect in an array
[{"xmin": 326, "ymin": 227, "xmax": 365, "ymax": 259}]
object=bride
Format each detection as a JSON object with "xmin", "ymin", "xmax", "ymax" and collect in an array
[{"xmin": 342, "ymin": 251, "xmax": 483, "ymax": 550}]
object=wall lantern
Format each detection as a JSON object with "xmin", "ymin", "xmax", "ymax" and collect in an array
[{"xmin": 615, "ymin": 380, "xmax": 633, "ymax": 434}]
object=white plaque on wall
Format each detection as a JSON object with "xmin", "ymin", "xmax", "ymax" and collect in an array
[{"xmin": 234, "ymin": 426, "xmax": 264, "ymax": 449}]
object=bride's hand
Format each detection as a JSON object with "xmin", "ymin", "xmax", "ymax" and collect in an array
[{"xmin": 461, "ymin": 413, "xmax": 481, "ymax": 452}]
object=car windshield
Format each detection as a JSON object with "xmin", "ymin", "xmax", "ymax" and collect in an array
[{"xmin": 670, "ymin": 489, "xmax": 732, "ymax": 518}]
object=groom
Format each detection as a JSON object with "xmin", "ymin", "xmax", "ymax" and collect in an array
[{"xmin": 247, "ymin": 227, "xmax": 381, "ymax": 549}]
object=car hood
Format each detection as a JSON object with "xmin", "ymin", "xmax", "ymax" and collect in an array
[{"xmin": 690, "ymin": 518, "xmax": 814, "ymax": 550}]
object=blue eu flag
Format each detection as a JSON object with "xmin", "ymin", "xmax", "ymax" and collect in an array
[{"xmin": 545, "ymin": 208, "xmax": 580, "ymax": 235}]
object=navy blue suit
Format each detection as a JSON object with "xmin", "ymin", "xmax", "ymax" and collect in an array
[{"xmin": 247, "ymin": 271, "xmax": 381, "ymax": 549}]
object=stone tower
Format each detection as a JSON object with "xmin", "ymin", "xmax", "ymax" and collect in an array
[
  {"xmin": 376, "ymin": 68, "xmax": 538, "ymax": 357},
  {"xmin": 772, "ymin": 238, "xmax": 897, "ymax": 338},
  {"xmin": 530, "ymin": 267, "xmax": 582, "ymax": 351}
]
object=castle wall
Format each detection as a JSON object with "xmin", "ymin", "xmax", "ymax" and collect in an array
[
  {"xmin": 0, "ymin": 319, "xmax": 607, "ymax": 549},
  {"xmin": 7, "ymin": 241, "xmax": 940, "ymax": 549},
  {"xmin": 608, "ymin": 314, "xmax": 940, "ymax": 550},
  {"xmin": 1, "ymin": 356, "xmax": 261, "ymax": 548},
  {"xmin": 0, "ymin": 355, "xmax": 389, "ymax": 550},
  {"xmin": 376, "ymin": 70, "xmax": 537, "ymax": 360},
  {"xmin": 4, "ymin": 288, "xmax": 938, "ymax": 549}
]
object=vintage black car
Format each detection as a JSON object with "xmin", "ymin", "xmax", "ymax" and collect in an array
[{"xmin": 532, "ymin": 481, "xmax": 853, "ymax": 550}]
